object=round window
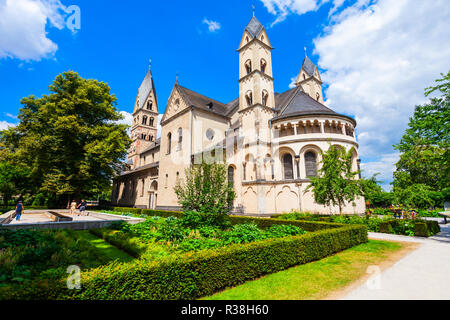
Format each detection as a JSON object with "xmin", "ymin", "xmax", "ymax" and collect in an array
[{"xmin": 206, "ymin": 129, "xmax": 215, "ymax": 140}]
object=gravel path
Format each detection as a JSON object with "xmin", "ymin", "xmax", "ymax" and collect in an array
[{"xmin": 342, "ymin": 221, "xmax": 450, "ymax": 300}]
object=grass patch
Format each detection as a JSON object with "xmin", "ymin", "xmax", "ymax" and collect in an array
[
  {"xmin": 74, "ymin": 231, "xmax": 134, "ymax": 263},
  {"xmin": 202, "ymin": 240, "xmax": 408, "ymax": 300}
]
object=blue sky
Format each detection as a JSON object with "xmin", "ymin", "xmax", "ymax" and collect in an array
[{"xmin": 1, "ymin": 0, "xmax": 449, "ymax": 189}]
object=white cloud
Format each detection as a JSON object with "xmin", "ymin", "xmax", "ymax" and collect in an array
[
  {"xmin": 0, "ymin": 0, "xmax": 67, "ymax": 61},
  {"xmin": 117, "ymin": 111, "xmax": 133, "ymax": 126},
  {"xmin": 312, "ymin": 0, "xmax": 450, "ymax": 183},
  {"xmin": 4, "ymin": 113, "xmax": 17, "ymax": 120},
  {"xmin": 0, "ymin": 120, "xmax": 16, "ymax": 130},
  {"xmin": 202, "ymin": 18, "xmax": 221, "ymax": 33},
  {"xmin": 156, "ymin": 114, "xmax": 163, "ymax": 138},
  {"xmin": 260, "ymin": 0, "xmax": 346, "ymax": 26},
  {"xmin": 360, "ymin": 152, "xmax": 399, "ymax": 190}
]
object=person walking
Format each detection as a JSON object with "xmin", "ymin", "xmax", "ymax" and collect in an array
[
  {"xmin": 77, "ymin": 199, "xmax": 87, "ymax": 216},
  {"xmin": 70, "ymin": 199, "xmax": 77, "ymax": 215},
  {"xmin": 15, "ymin": 201, "xmax": 24, "ymax": 221}
]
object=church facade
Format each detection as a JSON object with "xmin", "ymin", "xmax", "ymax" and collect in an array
[{"xmin": 111, "ymin": 15, "xmax": 365, "ymax": 215}]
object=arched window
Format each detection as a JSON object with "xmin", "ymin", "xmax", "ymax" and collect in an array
[
  {"xmin": 316, "ymin": 93, "xmax": 320, "ymax": 101},
  {"xmin": 303, "ymin": 74, "xmax": 306, "ymax": 80},
  {"xmin": 283, "ymin": 154, "xmax": 294, "ymax": 180},
  {"xmin": 245, "ymin": 59, "xmax": 252, "ymax": 74},
  {"xmin": 246, "ymin": 91, "xmax": 253, "ymax": 106},
  {"xmin": 142, "ymin": 116, "xmax": 148, "ymax": 125},
  {"xmin": 149, "ymin": 117, "xmax": 154, "ymax": 127},
  {"xmin": 167, "ymin": 132, "xmax": 172, "ymax": 154},
  {"xmin": 260, "ymin": 59, "xmax": 267, "ymax": 74},
  {"xmin": 147, "ymin": 101, "xmax": 153, "ymax": 110},
  {"xmin": 150, "ymin": 135, "xmax": 154, "ymax": 142},
  {"xmin": 177, "ymin": 127, "xmax": 182, "ymax": 151},
  {"xmin": 262, "ymin": 90, "xmax": 269, "ymax": 107},
  {"xmin": 305, "ymin": 151, "xmax": 317, "ymax": 177},
  {"xmin": 228, "ymin": 166, "xmax": 235, "ymax": 188}
]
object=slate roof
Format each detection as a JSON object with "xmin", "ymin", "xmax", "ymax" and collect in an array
[
  {"xmin": 245, "ymin": 16, "xmax": 264, "ymax": 38},
  {"xmin": 176, "ymin": 84, "xmax": 230, "ymax": 118},
  {"xmin": 137, "ymin": 69, "xmax": 155, "ymax": 110},
  {"xmin": 119, "ymin": 162, "xmax": 160, "ymax": 177},
  {"xmin": 273, "ymin": 86, "xmax": 355, "ymax": 125},
  {"xmin": 140, "ymin": 137, "xmax": 161, "ymax": 154},
  {"xmin": 301, "ymin": 56, "xmax": 317, "ymax": 77}
]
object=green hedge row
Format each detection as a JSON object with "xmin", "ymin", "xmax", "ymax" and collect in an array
[
  {"xmin": 378, "ymin": 219, "xmax": 440, "ymax": 237},
  {"xmin": 111, "ymin": 207, "xmax": 183, "ymax": 218},
  {"xmin": 229, "ymin": 215, "xmax": 344, "ymax": 232},
  {"xmin": 71, "ymin": 224, "xmax": 368, "ymax": 300}
]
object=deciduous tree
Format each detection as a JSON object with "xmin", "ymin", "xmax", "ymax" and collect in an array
[
  {"xmin": 306, "ymin": 145, "xmax": 363, "ymax": 214},
  {"xmin": 1, "ymin": 71, "xmax": 130, "ymax": 206}
]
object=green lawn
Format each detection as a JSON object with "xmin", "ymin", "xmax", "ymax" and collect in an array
[
  {"xmin": 202, "ymin": 240, "xmax": 409, "ymax": 300},
  {"xmin": 74, "ymin": 230, "xmax": 134, "ymax": 263}
]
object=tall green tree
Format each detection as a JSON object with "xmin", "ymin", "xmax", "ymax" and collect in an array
[
  {"xmin": 306, "ymin": 145, "xmax": 363, "ymax": 214},
  {"xmin": 393, "ymin": 71, "xmax": 450, "ymax": 203},
  {"xmin": 1, "ymin": 71, "xmax": 130, "ymax": 206},
  {"xmin": 0, "ymin": 162, "xmax": 30, "ymax": 206},
  {"xmin": 360, "ymin": 174, "xmax": 393, "ymax": 208},
  {"xmin": 174, "ymin": 162, "xmax": 235, "ymax": 226}
]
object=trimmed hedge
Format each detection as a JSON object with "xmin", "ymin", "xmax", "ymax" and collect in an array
[
  {"xmin": 377, "ymin": 219, "xmax": 440, "ymax": 237},
  {"xmin": 229, "ymin": 215, "xmax": 344, "ymax": 232},
  {"xmin": 111, "ymin": 207, "xmax": 183, "ymax": 218},
  {"xmin": 71, "ymin": 224, "xmax": 368, "ymax": 300}
]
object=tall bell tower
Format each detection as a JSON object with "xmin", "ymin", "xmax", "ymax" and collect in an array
[
  {"xmin": 129, "ymin": 62, "xmax": 159, "ymax": 169},
  {"xmin": 237, "ymin": 13, "xmax": 275, "ymax": 146}
]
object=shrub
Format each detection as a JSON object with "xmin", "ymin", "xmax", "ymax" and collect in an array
[
  {"xmin": 220, "ymin": 223, "xmax": 266, "ymax": 245},
  {"xmin": 265, "ymin": 224, "xmax": 306, "ymax": 238},
  {"xmin": 229, "ymin": 215, "xmax": 343, "ymax": 232},
  {"xmin": 414, "ymin": 223, "xmax": 429, "ymax": 237},
  {"xmin": 157, "ymin": 217, "xmax": 190, "ymax": 242},
  {"xmin": 140, "ymin": 209, "xmax": 183, "ymax": 218}
]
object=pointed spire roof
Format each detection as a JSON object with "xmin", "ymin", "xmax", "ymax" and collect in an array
[
  {"xmin": 301, "ymin": 55, "xmax": 318, "ymax": 78},
  {"xmin": 245, "ymin": 16, "xmax": 264, "ymax": 39},
  {"xmin": 137, "ymin": 68, "xmax": 155, "ymax": 110}
]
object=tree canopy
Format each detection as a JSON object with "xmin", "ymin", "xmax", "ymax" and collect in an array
[
  {"xmin": 0, "ymin": 71, "xmax": 130, "ymax": 206},
  {"xmin": 393, "ymin": 71, "xmax": 450, "ymax": 206}
]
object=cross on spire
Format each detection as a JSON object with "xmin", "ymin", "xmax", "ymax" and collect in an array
[
  {"xmin": 252, "ymin": 4, "xmax": 255, "ymax": 16},
  {"xmin": 304, "ymin": 47, "xmax": 307, "ymax": 57},
  {"xmin": 149, "ymin": 58, "xmax": 152, "ymax": 70}
]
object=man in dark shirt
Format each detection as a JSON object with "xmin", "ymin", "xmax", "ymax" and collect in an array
[
  {"xmin": 15, "ymin": 201, "xmax": 24, "ymax": 221},
  {"xmin": 78, "ymin": 200, "xmax": 87, "ymax": 216}
]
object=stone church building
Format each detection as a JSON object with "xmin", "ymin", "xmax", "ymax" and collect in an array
[{"xmin": 111, "ymin": 15, "xmax": 365, "ymax": 215}]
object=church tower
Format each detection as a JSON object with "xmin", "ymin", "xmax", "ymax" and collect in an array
[
  {"xmin": 295, "ymin": 50, "xmax": 324, "ymax": 103},
  {"xmin": 237, "ymin": 13, "xmax": 275, "ymax": 148},
  {"xmin": 129, "ymin": 64, "xmax": 159, "ymax": 169}
]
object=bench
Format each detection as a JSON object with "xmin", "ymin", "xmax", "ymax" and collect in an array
[{"xmin": 438, "ymin": 211, "xmax": 450, "ymax": 224}]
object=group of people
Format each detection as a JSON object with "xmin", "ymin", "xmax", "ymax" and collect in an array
[{"xmin": 70, "ymin": 199, "xmax": 88, "ymax": 216}]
